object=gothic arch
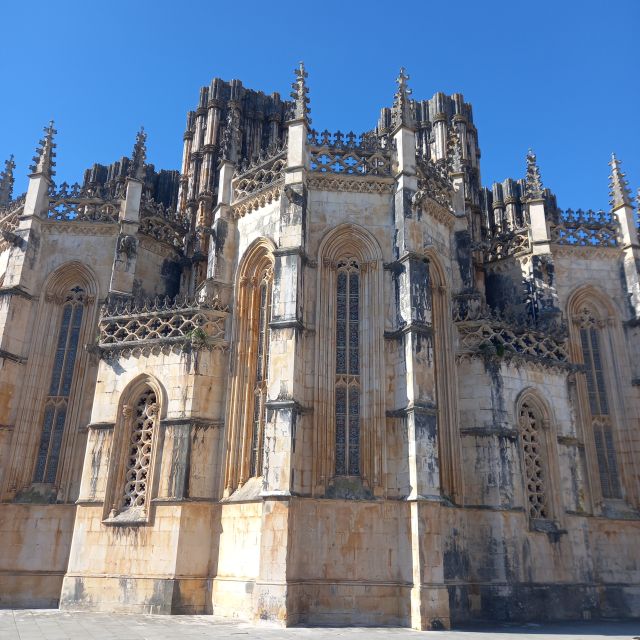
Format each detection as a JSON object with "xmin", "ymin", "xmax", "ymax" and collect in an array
[
  {"xmin": 104, "ymin": 374, "xmax": 166, "ymax": 523},
  {"xmin": 41, "ymin": 260, "xmax": 99, "ymax": 301},
  {"xmin": 423, "ymin": 250, "xmax": 462, "ymax": 503},
  {"xmin": 224, "ymin": 238, "xmax": 276, "ymax": 495},
  {"xmin": 317, "ymin": 222, "xmax": 384, "ymax": 265},
  {"xmin": 514, "ymin": 388, "xmax": 561, "ymax": 523},
  {"xmin": 312, "ymin": 223, "xmax": 386, "ymax": 495},
  {"xmin": 565, "ymin": 285, "xmax": 636, "ymax": 508},
  {"xmin": 3, "ymin": 261, "xmax": 99, "ymax": 501}
]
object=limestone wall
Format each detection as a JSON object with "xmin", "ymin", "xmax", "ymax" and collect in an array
[{"xmin": 0, "ymin": 504, "xmax": 76, "ymax": 607}]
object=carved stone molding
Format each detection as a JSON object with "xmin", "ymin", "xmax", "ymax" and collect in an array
[{"xmin": 307, "ymin": 175, "xmax": 394, "ymax": 194}]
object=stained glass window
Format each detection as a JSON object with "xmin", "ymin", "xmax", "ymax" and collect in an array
[
  {"xmin": 579, "ymin": 309, "xmax": 621, "ymax": 499},
  {"xmin": 33, "ymin": 286, "xmax": 85, "ymax": 484},
  {"xmin": 250, "ymin": 276, "xmax": 272, "ymax": 478},
  {"xmin": 335, "ymin": 259, "xmax": 360, "ymax": 476},
  {"xmin": 518, "ymin": 402, "xmax": 549, "ymax": 519}
]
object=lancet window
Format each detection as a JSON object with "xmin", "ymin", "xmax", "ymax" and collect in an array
[
  {"xmin": 578, "ymin": 307, "xmax": 621, "ymax": 499},
  {"xmin": 224, "ymin": 241, "xmax": 275, "ymax": 495},
  {"xmin": 120, "ymin": 388, "xmax": 158, "ymax": 512},
  {"xmin": 250, "ymin": 273, "xmax": 272, "ymax": 478},
  {"xmin": 33, "ymin": 285, "xmax": 85, "ymax": 484},
  {"xmin": 518, "ymin": 401, "xmax": 549, "ymax": 519},
  {"xmin": 335, "ymin": 259, "xmax": 360, "ymax": 476}
]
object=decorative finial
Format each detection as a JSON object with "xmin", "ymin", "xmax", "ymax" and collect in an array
[
  {"xmin": 289, "ymin": 61, "xmax": 310, "ymax": 124},
  {"xmin": 524, "ymin": 149, "xmax": 544, "ymax": 200},
  {"xmin": 608, "ymin": 152, "xmax": 632, "ymax": 209},
  {"xmin": 447, "ymin": 122, "xmax": 463, "ymax": 174},
  {"xmin": 29, "ymin": 120, "xmax": 57, "ymax": 180},
  {"xmin": 220, "ymin": 106, "xmax": 241, "ymax": 163},
  {"xmin": 128, "ymin": 126, "xmax": 147, "ymax": 180},
  {"xmin": 392, "ymin": 67, "xmax": 414, "ymax": 129},
  {"xmin": 0, "ymin": 155, "xmax": 16, "ymax": 206}
]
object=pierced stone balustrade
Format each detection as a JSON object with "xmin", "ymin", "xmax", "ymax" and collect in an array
[
  {"xmin": 551, "ymin": 208, "xmax": 620, "ymax": 247},
  {"xmin": 233, "ymin": 147, "xmax": 287, "ymax": 202},
  {"xmin": 307, "ymin": 129, "xmax": 392, "ymax": 177},
  {"xmin": 453, "ymin": 297, "xmax": 569, "ymax": 366},
  {"xmin": 98, "ymin": 295, "xmax": 228, "ymax": 358}
]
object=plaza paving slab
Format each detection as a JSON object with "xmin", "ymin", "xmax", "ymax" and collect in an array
[{"xmin": 0, "ymin": 611, "xmax": 639, "ymax": 640}]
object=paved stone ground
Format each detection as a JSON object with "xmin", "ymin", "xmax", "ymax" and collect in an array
[{"xmin": 1, "ymin": 610, "xmax": 639, "ymax": 640}]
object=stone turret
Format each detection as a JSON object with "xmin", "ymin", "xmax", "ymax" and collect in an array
[
  {"xmin": 24, "ymin": 121, "xmax": 56, "ymax": 218},
  {"xmin": 609, "ymin": 153, "xmax": 640, "ymax": 317}
]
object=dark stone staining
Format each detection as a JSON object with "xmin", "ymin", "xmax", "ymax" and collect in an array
[
  {"xmin": 444, "ymin": 528, "xmax": 470, "ymax": 580},
  {"xmin": 25, "ymin": 228, "xmax": 40, "ymax": 269},
  {"xmin": 409, "ymin": 258, "xmax": 432, "ymax": 325},
  {"xmin": 456, "ymin": 584, "xmax": 601, "ymax": 624},
  {"xmin": 414, "ymin": 412, "xmax": 438, "ymax": 485},
  {"xmin": 485, "ymin": 272, "xmax": 520, "ymax": 314},
  {"xmin": 454, "ymin": 230, "xmax": 473, "ymax": 291},
  {"xmin": 214, "ymin": 218, "xmax": 227, "ymax": 254},
  {"xmin": 161, "ymin": 259, "xmax": 182, "ymax": 298},
  {"xmin": 281, "ymin": 184, "xmax": 306, "ymax": 227},
  {"xmin": 168, "ymin": 426, "xmax": 190, "ymax": 499},
  {"xmin": 413, "ymin": 332, "xmax": 434, "ymax": 365},
  {"xmin": 89, "ymin": 438, "xmax": 102, "ymax": 497},
  {"xmin": 326, "ymin": 475, "xmax": 373, "ymax": 500}
]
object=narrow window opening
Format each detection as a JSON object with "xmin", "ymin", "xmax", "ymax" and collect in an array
[
  {"xmin": 250, "ymin": 272, "xmax": 272, "ymax": 478},
  {"xmin": 33, "ymin": 286, "xmax": 85, "ymax": 484},
  {"xmin": 578, "ymin": 310, "xmax": 621, "ymax": 499},
  {"xmin": 335, "ymin": 259, "xmax": 360, "ymax": 476},
  {"xmin": 121, "ymin": 389, "xmax": 157, "ymax": 511},
  {"xmin": 518, "ymin": 402, "xmax": 549, "ymax": 520}
]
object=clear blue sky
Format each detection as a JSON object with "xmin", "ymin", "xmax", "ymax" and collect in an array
[{"xmin": 1, "ymin": 0, "xmax": 638, "ymax": 211}]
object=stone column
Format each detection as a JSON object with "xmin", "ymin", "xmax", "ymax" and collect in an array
[
  {"xmin": 390, "ymin": 70, "xmax": 450, "ymax": 630},
  {"xmin": 0, "ymin": 125, "xmax": 55, "ymax": 499},
  {"xmin": 253, "ymin": 63, "xmax": 309, "ymax": 624}
]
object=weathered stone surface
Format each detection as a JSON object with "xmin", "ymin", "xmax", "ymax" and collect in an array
[{"xmin": 0, "ymin": 68, "xmax": 639, "ymax": 630}]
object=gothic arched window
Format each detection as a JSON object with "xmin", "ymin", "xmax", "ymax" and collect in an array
[
  {"xmin": 578, "ymin": 307, "xmax": 621, "ymax": 499},
  {"xmin": 250, "ymin": 272, "xmax": 272, "ymax": 478},
  {"xmin": 335, "ymin": 259, "xmax": 360, "ymax": 476},
  {"xmin": 312, "ymin": 224, "xmax": 386, "ymax": 496},
  {"xmin": 33, "ymin": 285, "xmax": 85, "ymax": 484},
  {"xmin": 224, "ymin": 241, "xmax": 274, "ymax": 495},
  {"xmin": 518, "ymin": 401, "xmax": 549, "ymax": 519},
  {"xmin": 120, "ymin": 388, "xmax": 158, "ymax": 511}
]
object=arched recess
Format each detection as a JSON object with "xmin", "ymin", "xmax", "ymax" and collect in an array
[
  {"xmin": 224, "ymin": 238, "xmax": 275, "ymax": 495},
  {"xmin": 312, "ymin": 223, "xmax": 385, "ymax": 495},
  {"xmin": 3, "ymin": 261, "xmax": 99, "ymax": 502},
  {"xmin": 424, "ymin": 250, "xmax": 462, "ymax": 503},
  {"xmin": 514, "ymin": 388, "xmax": 562, "ymax": 524},
  {"xmin": 103, "ymin": 374, "xmax": 166, "ymax": 523},
  {"xmin": 566, "ymin": 284, "xmax": 638, "ymax": 508}
]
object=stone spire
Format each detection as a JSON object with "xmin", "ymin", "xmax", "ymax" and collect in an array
[
  {"xmin": 391, "ymin": 67, "xmax": 414, "ymax": 130},
  {"xmin": 524, "ymin": 149, "xmax": 544, "ymax": 200},
  {"xmin": 0, "ymin": 155, "xmax": 15, "ymax": 206},
  {"xmin": 29, "ymin": 120, "xmax": 57, "ymax": 180},
  {"xmin": 128, "ymin": 127, "xmax": 147, "ymax": 181},
  {"xmin": 289, "ymin": 61, "xmax": 310, "ymax": 124},
  {"xmin": 609, "ymin": 153, "xmax": 632, "ymax": 208}
]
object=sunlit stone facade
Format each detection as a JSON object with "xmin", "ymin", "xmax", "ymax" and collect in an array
[{"xmin": 0, "ymin": 66, "xmax": 639, "ymax": 629}]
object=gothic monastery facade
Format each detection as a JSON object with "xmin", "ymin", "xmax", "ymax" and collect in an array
[{"xmin": 0, "ymin": 66, "xmax": 639, "ymax": 630}]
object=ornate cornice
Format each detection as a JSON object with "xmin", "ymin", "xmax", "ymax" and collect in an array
[
  {"xmin": 307, "ymin": 174, "xmax": 394, "ymax": 194},
  {"xmin": 41, "ymin": 221, "xmax": 119, "ymax": 236}
]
